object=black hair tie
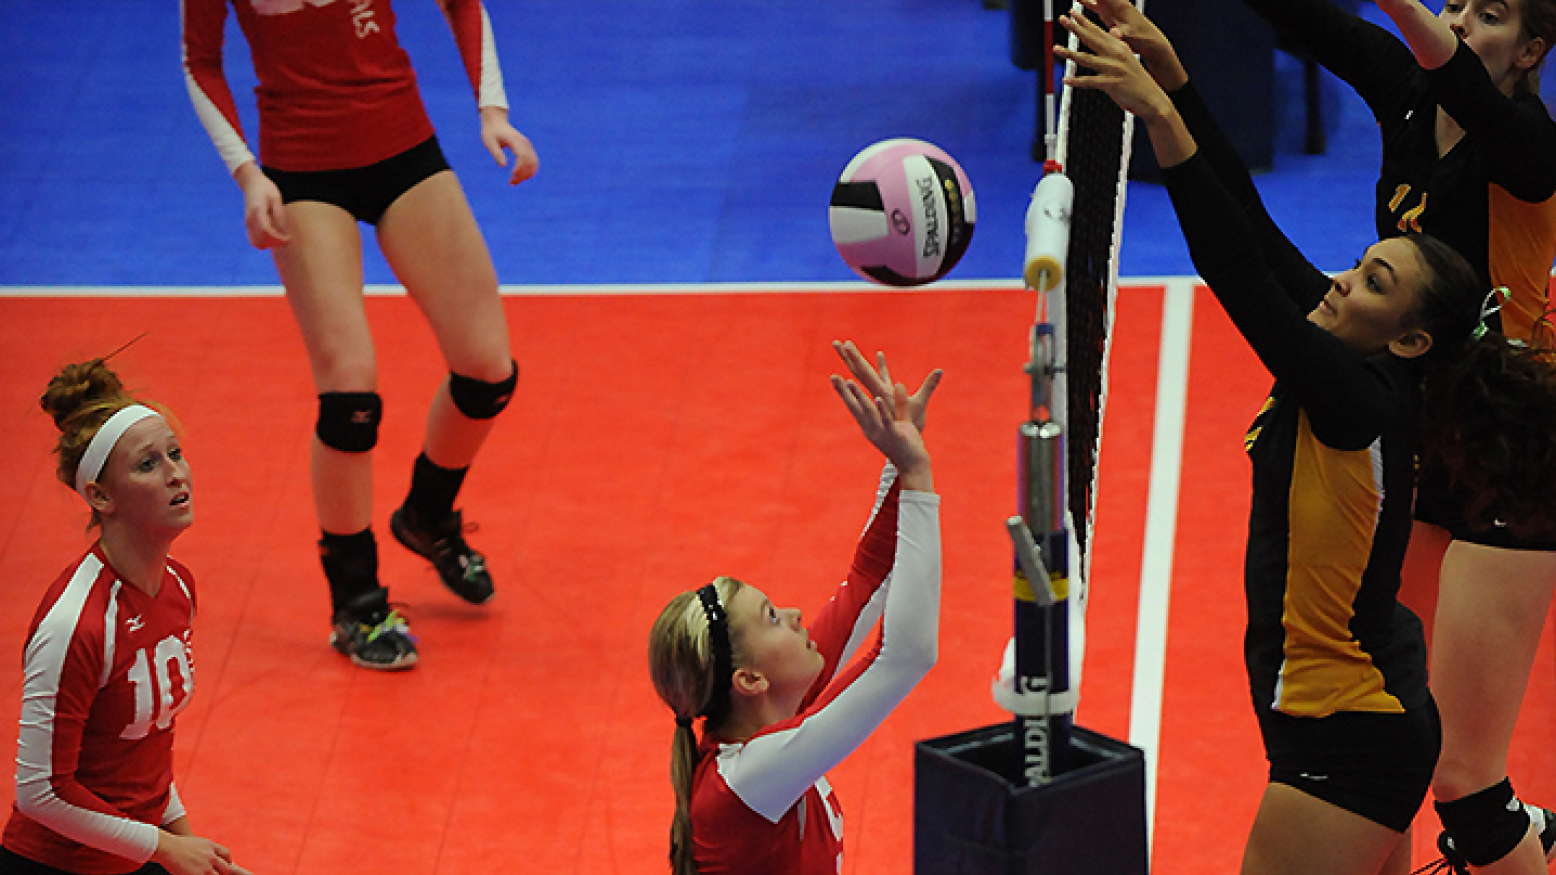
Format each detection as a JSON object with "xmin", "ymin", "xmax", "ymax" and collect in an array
[{"xmin": 696, "ymin": 583, "xmax": 734, "ymax": 724}]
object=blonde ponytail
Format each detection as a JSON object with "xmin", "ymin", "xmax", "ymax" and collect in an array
[
  {"xmin": 668, "ymin": 719, "xmax": 700, "ymax": 875},
  {"xmin": 648, "ymin": 576, "xmax": 746, "ymax": 875}
]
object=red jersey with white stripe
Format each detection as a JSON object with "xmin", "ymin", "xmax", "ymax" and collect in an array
[
  {"xmin": 3, "ymin": 547, "xmax": 197, "ymax": 874},
  {"xmin": 181, "ymin": 0, "xmax": 509, "ymax": 172},
  {"xmin": 692, "ymin": 473, "xmax": 942, "ymax": 875}
]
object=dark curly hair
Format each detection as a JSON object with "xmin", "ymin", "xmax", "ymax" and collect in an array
[{"xmin": 1419, "ymin": 329, "xmax": 1556, "ymax": 539}]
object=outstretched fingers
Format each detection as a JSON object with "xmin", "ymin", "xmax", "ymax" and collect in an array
[
  {"xmin": 1075, "ymin": 0, "xmax": 1185, "ymax": 87},
  {"xmin": 831, "ymin": 373, "xmax": 909, "ymax": 443},
  {"xmin": 830, "ymin": 341, "xmax": 935, "ymax": 484},
  {"xmin": 1077, "ymin": 0, "xmax": 1125, "ymax": 30},
  {"xmin": 910, "ymin": 368, "xmax": 944, "ymax": 411},
  {"xmin": 1054, "ymin": 8, "xmax": 1130, "ymax": 76},
  {"xmin": 890, "ymin": 381, "xmax": 912, "ymax": 424},
  {"xmin": 830, "ymin": 373, "xmax": 885, "ymax": 433},
  {"xmin": 1054, "ymin": 6, "xmax": 1174, "ymax": 122},
  {"xmin": 833, "ymin": 340, "xmax": 943, "ymax": 432},
  {"xmin": 833, "ymin": 340, "xmax": 890, "ymax": 398}
]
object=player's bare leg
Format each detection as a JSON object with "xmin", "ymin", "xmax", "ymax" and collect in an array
[
  {"xmin": 1431, "ymin": 543, "xmax": 1555, "ymax": 875},
  {"xmin": 1241, "ymin": 783, "xmax": 1404, "ymax": 875},
  {"xmin": 376, "ymin": 171, "xmax": 514, "ymax": 605},
  {"xmin": 275, "ymin": 200, "xmax": 416, "ymax": 669}
]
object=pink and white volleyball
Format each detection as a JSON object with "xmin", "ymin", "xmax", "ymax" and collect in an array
[{"xmin": 829, "ymin": 138, "xmax": 976, "ymax": 286}]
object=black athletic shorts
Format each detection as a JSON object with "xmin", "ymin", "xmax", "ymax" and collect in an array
[
  {"xmin": 263, "ymin": 136, "xmax": 451, "ymax": 226},
  {"xmin": 1415, "ymin": 465, "xmax": 1556, "ymax": 551},
  {"xmin": 1258, "ymin": 699, "xmax": 1441, "ymax": 833},
  {"xmin": 0, "ymin": 846, "xmax": 171, "ymax": 875}
]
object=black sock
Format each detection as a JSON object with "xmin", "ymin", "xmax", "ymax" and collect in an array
[
  {"xmin": 403, "ymin": 453, "xmax": 469, "ymax": 523},
  {"xmin": 319, "ymin": 528, "xmax": 378, "ymax": 614}
]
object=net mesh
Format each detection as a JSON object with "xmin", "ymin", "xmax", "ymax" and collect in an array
[
  {"xmin": 1048, "ymin": 2, "xmax": 1135, "ymax": 640},
  {"xmin": 1061, "ymin": 87, "xmax": 1127, "ymax": 577}
]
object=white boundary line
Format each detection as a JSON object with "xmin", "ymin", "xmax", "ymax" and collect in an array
[
  {"xmin": 1128, "ymin": 277, "xmax": 1195, "ymax": 861},
  {"xmin": 0, "ymin": 279, "xmax": 1035, "ymax": 298},
  {"xmin": 0, "ymin": 278, "xmax": 1210, "ymax": 299},
  {"xmin": 1, "ymin": 273, "xmax": 1426, "ymax": 298}
]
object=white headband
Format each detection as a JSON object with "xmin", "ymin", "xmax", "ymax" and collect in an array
[{"xmin": 75, "ymin": 404, "xmax": 162, "ymax": 498}]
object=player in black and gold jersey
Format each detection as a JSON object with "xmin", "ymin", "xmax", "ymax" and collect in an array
[
  {"xmin": 1241, "ymin": 0, "xmax": 1554, "ymax": 350},
  {"xmin": 1057, "ymin": 3, "xmax": 1523, "ymax": 873},
  {"xmin": 1242, "ymin": 2, "xmax": 1556, "ymax": 872}
]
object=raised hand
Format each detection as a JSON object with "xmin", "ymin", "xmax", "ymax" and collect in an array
[
  {"xmin": 1055, "ymin": 9, "xmax": 1172, "ymax": 121},
  {"xmin": 832, "ymin": 340, "xmax": 942, "ymax": 433},
  {"xmin": 1071, "ymin": 0, "xmax": 1187, "ymax": 90},
  {"xmin": 1055, "ymin": 8, "xmax": 1197, "ymax": 166},
  {"xmin": 829, "ymin": 343, "xmax": 935, "ymax": 493}
]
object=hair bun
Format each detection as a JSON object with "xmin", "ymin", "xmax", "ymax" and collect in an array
[{"xmin": 39, "ymin": 360, "xmax": 126, "ymax": 432}]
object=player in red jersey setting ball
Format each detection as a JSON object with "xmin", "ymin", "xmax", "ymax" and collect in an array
[{"xmin": 649, "ymin": 341, "xmax": 943, "ymax": 875}]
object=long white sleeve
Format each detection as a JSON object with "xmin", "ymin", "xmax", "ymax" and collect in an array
[{"xmin": 721, "ymin": 491, "xmax": 941, "ymax": 821}]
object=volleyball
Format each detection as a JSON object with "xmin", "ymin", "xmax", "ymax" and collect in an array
[{"xmin": 829, "ymin": 138, "xmax": 976, "ymax": 286}]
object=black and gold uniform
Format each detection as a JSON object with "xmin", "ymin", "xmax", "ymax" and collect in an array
[
  {"xmin": 1244, "ymin": 0, "xmax": 1556, "ymax": 342},
  {"xmin": 1162, "ymin": 81, "xmax": 1437, "ymax": 831}
]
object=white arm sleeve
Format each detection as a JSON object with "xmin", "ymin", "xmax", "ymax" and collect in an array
[
  {"xmin": 835, "ymin": 464, "xmax": 899, "ymax": 665},
  {"xmin": 439, "ymin": 0, "xmax": 509, "ymax": 110},
  {"xmin": 723, "ymin": 491, "xmax": 941, "ymax": 822},
  {"xmin": 179, "ymin": 0, "xmax": 256, "ymax": 174},
  {"xmin": 15, "ymin": 590, "xmax": 159, "ymax": 863}
]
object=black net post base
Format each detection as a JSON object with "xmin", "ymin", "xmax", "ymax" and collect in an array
[{"xmin": 914, "ymin": 723, "xmax": 1148, "ymax": 875}]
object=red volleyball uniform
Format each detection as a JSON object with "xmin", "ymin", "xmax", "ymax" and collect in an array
[
  {"xmin": 2, "ymin": 548, "xmax": 197, "ymax": 874},
  {"xmin": 181, "ymin": 0, "xmax": 509, "ymax": 172},
  {"xmin": 692, "ymin": 472, "xmax": 942, "ymax": 875}
]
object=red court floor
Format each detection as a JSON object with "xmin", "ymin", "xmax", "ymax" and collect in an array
[{"xmin": 0, "ymin": 286, "xmax": 1550, "ymax": 874}]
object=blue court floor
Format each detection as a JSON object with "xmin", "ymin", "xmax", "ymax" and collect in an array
[{"xmin": 0, "ymin": 0, "xmax": 1504, "ymax": 289}]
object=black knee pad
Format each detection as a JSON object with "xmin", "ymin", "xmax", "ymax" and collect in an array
[
  {"xmin": 316, "ymin": 391, "xmax": 382, "ymax": 453},
  {"xmin": 1437, "ymin": 778, "xmax": 1531, "ymax": 867},
  {"xmin": 448, "ymin": 361, "xmax": 517, "ymax": 420}
]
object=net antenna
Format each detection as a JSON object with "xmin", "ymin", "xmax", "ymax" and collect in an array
[{"xmin": 1000, "ymin": 0, "xmax": 1138, "ymax": 786}]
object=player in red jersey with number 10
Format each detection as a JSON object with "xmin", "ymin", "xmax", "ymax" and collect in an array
[{"xmin": 2, "ymin": 358, "xmax": 251, "ymax": 875}]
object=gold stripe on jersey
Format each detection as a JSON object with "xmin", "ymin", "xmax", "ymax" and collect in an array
[
  {"xmin": 1487, "ymin": 185, "xmax": 1556, "ymax": 344},
  {"xmin": 1246, "ymin": 397, "xmax": 1276, "ymax": 451},
  {"xmin": 1274, "ymin": 413, "xmax": 1406, "ymax": 716},
  {"xmin": 1397, "ymin": 190, "xmax": 1427, "ymax": 234},
  {"xmin": 1388, "ymin": 184, "xmax": 1410, "ymax": 214}
]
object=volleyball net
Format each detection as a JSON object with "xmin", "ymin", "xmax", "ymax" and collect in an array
[
  {"xmin": 1055, "ymin": 37, "xmax": 1132, "ymax": 614},
  {"xmin": 1000, "ymin": 0, "xmax": 1135, "ymax": 785}
]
